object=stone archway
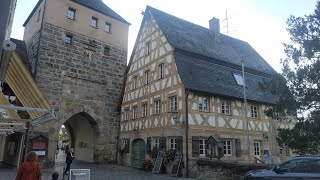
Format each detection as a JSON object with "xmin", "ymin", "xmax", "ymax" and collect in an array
[
  {"xmin": 62, "ymin": 112, "xmax": 99, "ymax": 162},
  {"xmin": 131, "ymin": 139, "xmax": 146, "ymax": 169}
]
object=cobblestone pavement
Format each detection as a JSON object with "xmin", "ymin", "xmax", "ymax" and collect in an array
[{"xmin": 0, "ymin": 151, "xmax": 193, "ymax": 180}]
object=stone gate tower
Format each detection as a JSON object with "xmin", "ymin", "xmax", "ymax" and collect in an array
[{"xmin": 22, "ymin": 0, "xmax": 129, "ymax": 165}]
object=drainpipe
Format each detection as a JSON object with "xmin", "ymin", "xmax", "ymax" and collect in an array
[{"xmin": 185, "ymin": 88, "xmax": 190, "ymax": 178}]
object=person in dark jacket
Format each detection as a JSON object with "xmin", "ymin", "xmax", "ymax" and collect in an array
[{"xmin": 64, "ymin": 148, "xmax": 74, "ymax": 175}]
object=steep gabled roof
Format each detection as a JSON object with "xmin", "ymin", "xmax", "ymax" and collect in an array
[
  {"xmin": 71, "ymin": 0, "xmax": 130, "ymax": 25},
  {"xmin": 146, "ymin": 6, "xmax": 276, "ymax": 77},
  {"xmin": 23, "ymin": 0, "xmax": 130, "ymax": 27},
  {"xmin": 144, "ymin": 6, "xmax": 279, "ymax": 104}
]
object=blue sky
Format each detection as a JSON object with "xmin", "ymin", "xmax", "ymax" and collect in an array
[{"xmin": 11, "ymin": 0, "xmax": 318, "ymax": 72}]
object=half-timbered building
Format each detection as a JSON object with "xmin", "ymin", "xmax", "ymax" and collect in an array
[{"xmin": 119, "ymin": 6, "xmax": 294, "ymax": 175}]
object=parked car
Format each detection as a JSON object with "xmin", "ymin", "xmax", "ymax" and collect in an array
[{"xmin": 244, "ymin": 156, "xmax": 320, "ymax": 179}]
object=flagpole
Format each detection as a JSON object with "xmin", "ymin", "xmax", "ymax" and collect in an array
[{"xmin": 242, "ymin": 60, "xmax": 250, "ymax": 164}]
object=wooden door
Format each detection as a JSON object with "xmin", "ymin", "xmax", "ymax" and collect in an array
[{"xmin": 132, "ymin": 139, "xmax": 146, "ymax": 169}]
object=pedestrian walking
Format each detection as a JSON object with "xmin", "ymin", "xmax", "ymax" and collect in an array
[
  {"xmin": 64, "ymin": 148, "xmax": 74, "ymax": 175},
  {"xmin": 15, "ymin": 152, "xmax": 44, "ymax": 180}
]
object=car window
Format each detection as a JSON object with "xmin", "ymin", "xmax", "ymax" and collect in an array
[
  {"xmin": 308, "ymin": 160, "xmax": 320, "ymax": 173},
  {"xmin": 280, "ymin": 159, "xmax": 310, "ymax": 173}
]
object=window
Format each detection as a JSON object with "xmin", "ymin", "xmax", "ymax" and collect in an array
[
  {"xmin": 254, "ymin": 142, "xmax": 261, "ymax": 156},
  {"xmin": 251, "ymin": 105, "xmax": 258, "ymax": 118},
  {"xmin": 233, "ymin": 73, "xmax": 244, "ymax": 86},
  {"xmin": 145, "ymin": 70, "xmax": 150, "ymax": 84},
  {"xmin": 133, "ymin": 106, "xmax": 138, "ymax": 119},
  {"xmin": 146, "ymin": 41, "xmax": 151, "ymax": 55},
  {"xmin": 153, "ymin": 138, "xmax": 160, "ymax": 149},
  {"xmin": 65, "ymin": 34, "xmax": 72, "ymax": 44},
  {"xmin": 199, "ymin": 139, "xmax": 207, "ymax": 156},
  {"xmin": 133, "ymin": 76, "xmax": 138, "ymax": 89},
  {"xmin": 37, "ymin": 9, "xmax": 41, "ymax": 22},
  {"xmin": 222, "ymin": 140, "xmax": 232, "ymax": 156},
  {"xmin": 158, "ymin": 63, "xmax": 164, "ymax": 79},
  {"xmin": 169, "ymin": 138, "xmax": 177, "ymax": 150},
  {"xmin": 67, "ymin": 7, "xmax": 76, "ymax": 20},
  {"xmin": 154, "ymin": 100, "xmax": 160, "ymax": 114},
  {"xmin": 124, "ymin": 109, "xmax": 129, "ymax": 121},
  {"xmin": 221, "ymin": 101, "xmax": 230, "ymax": 115},
  {"xmin": 104, "ymin": 46, "xmax": 110, "ymax": 55},
  {"xmin": 142, "ymin": 104, "xmax": 147, "ymax": 117},
  {"xmin": 199, "ymin": 96, "xmax": 208, "ymax": 112},
  {"xmin": 91, "ymin": 16, "xmax": 98, "ymax": 28},
  {"xmin": 105, "ymin": 22, "xmax": 111, "ymax": 32},
  {"xmin": 169, "ymin": 96, "xmax": 177, "ymax": 112}
]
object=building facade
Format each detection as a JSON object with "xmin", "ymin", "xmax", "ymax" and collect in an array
[
  {"xmin": 119, "ymin": 6, "xmax": 295, "ymax": 176},
  {"xmin": 22, "ymin": 0, "xmax": 129, "ymax": 165}
]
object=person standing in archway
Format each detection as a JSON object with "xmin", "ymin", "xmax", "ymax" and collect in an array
[
  {"xmin": 64, "ymin": 148, "xmax": 74, "ymax": 175},
  {"xmin": 15, "ymin": 152, "xmax": 44, "ymax": 180}
]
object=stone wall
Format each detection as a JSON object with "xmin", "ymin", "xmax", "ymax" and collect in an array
[
  {"xmin": 26, "ymin": 22, "xmax": 127, "ymax": 165},
  {"xmin": 194, "ymin": 159, "xmax": 267, "ymax": 180}
]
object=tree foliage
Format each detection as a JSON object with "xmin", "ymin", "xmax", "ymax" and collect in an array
[{"xmin": 276, "ymin": 1, "xmax": 320, "ymax": 155}]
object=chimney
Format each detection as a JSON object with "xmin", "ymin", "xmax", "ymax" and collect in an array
[{"xmin": 209, "ymin": 17, "xmax": 220, "ymax": 41}]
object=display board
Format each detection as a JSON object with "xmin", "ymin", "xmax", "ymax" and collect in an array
[
  {"xmin": 171, "ymin": 152, "xmax": 182, "ymax": 177},
  {"xmin": 152, "ymin": 151, "xmax": 164, "ymax": 174},
  {"xmin": 70, "ymin": 169, "xmax": 90, "ymax": 180}
]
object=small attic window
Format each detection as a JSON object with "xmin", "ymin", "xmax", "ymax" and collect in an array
[{"xmin": 233, "ymin": 73, "xmax": 244, "ymax": 86}]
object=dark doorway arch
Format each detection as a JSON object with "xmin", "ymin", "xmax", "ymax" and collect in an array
[
  {"xmin": 61, "ymin": 112, "xmax": 99, "ymax": 162},
  {"xmin": 131, "ymin": 139, "xmax": 146, "ymax": 169}
]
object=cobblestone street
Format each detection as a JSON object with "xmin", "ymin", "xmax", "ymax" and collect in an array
[{"xmin": 0, "ymin": 150, "xmax": 192, "ymax": 180}]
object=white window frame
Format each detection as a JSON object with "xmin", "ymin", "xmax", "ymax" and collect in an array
[
  {"xmin": 105, "ymin": 22, "xmax": 111, "ymax": 32},
  {"xmin": 251, "ymin": 105, "xmax": 258, "ymax": 118},
  {"xmin": 124, "ymin": 109, "xmax": 129, "ymax": 121},
  {"xmin": 159, "ymin": 63, "xmax": 164, "ymax": 79},
  {"xmin": 133, "ymin": 106, "xmax": 138, "ymax": 119},
  {"xmin": 67, "ymin": 7, "xmax": 76, "ymax": 20},
  {"xmin": 91, "ymin": 16, "xmax": 98, "ymax": 28},
  {"xmin": 133, "ymin": 76, "xmax": 138, "ymax": 89},
  {"xmin": 153, "ymin": 138, "xmax": 160, "ymax": 149},
  {"xmin": 254, "ymin": 142, "xmax": 261, "ymax": 156},
  {"xmin": 199, "ymin": 138, "xmax": 207, "ymax": 157},
  {"xmin": 169, "ymin": 138, "xmax": 177, "ymax": 150},
  {"xmin": 65, "ymin": 35, "xmax": 72, "ymax": 44},
  {"xmin": 221, "ymin": 101, "xmax": 231, "ymax": 115},
  {"xmin": 146, "ymin": 41, "xmax": 151, "ymax": 55},
  {"xmin": 222, "ymin": 140, "xmax": 232, "ymax": 156},
  {"xmin": 142, "ymin": 104, "xmax": 147, "ymax": 117},
  {"xmin": 199, "ymin": 96, "xmax": 209, "ymax": 112},
  {"xmin": 169, "ymin": 96, "xmax": 177, "ymax": 112},
  {"xmin": 145, "ymin": 71, "xmax": 150, "ymax": 84},
  {"xmin": 154, "ymin": 100, "xmax": 160, "ymax": 114}
]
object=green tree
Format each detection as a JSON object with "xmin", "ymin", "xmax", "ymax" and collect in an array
[{"xmin": 276, "ymin": 1, "xmax": 320, "ymax": 155}]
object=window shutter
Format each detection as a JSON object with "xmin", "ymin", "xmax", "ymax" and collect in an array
[
  {"xmin": 125, "ymin": 138, "xmax": 130, "ymax": 153},
  {"xmin": 177, "ymin": 136, "xmax": 183, "ymax": 153},
  {"xmin": 192, "ymin": 136, "xmax": 200, "ymax": 157},
  {"xmin": 235, "ymin": 139, "xmax": 242, "ymax": 157},
  {"xmin": 159, "ymin": 137, "xmax": 166, "ymax": 150},
  {"xmin": 146, "ymin": 137, "xmax": 151, "ymax": 154}
]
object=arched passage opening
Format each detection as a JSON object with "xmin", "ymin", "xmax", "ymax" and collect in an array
[
  {"xmin": 57, "ymin": 112, "xmax": 99, "ymax": 163},
  {"xmin": 131, "ymin": 139, "xmax": 146, "ymax": 169}
]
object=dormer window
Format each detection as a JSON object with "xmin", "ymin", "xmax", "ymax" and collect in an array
[
  {"xmin": 105, "ymin": 22, "xmax": 111, "ymax": 33},
  {"xmin": 67, "ymin": 8, "xmax": 76, "ymax": 20},
  {"xmin": 91, "ymin": 16, "xmax": 98, "ymax": 28},
  {"xmin": 233, "ymin": 73, "xmax": 244, "ymax": 86}
]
